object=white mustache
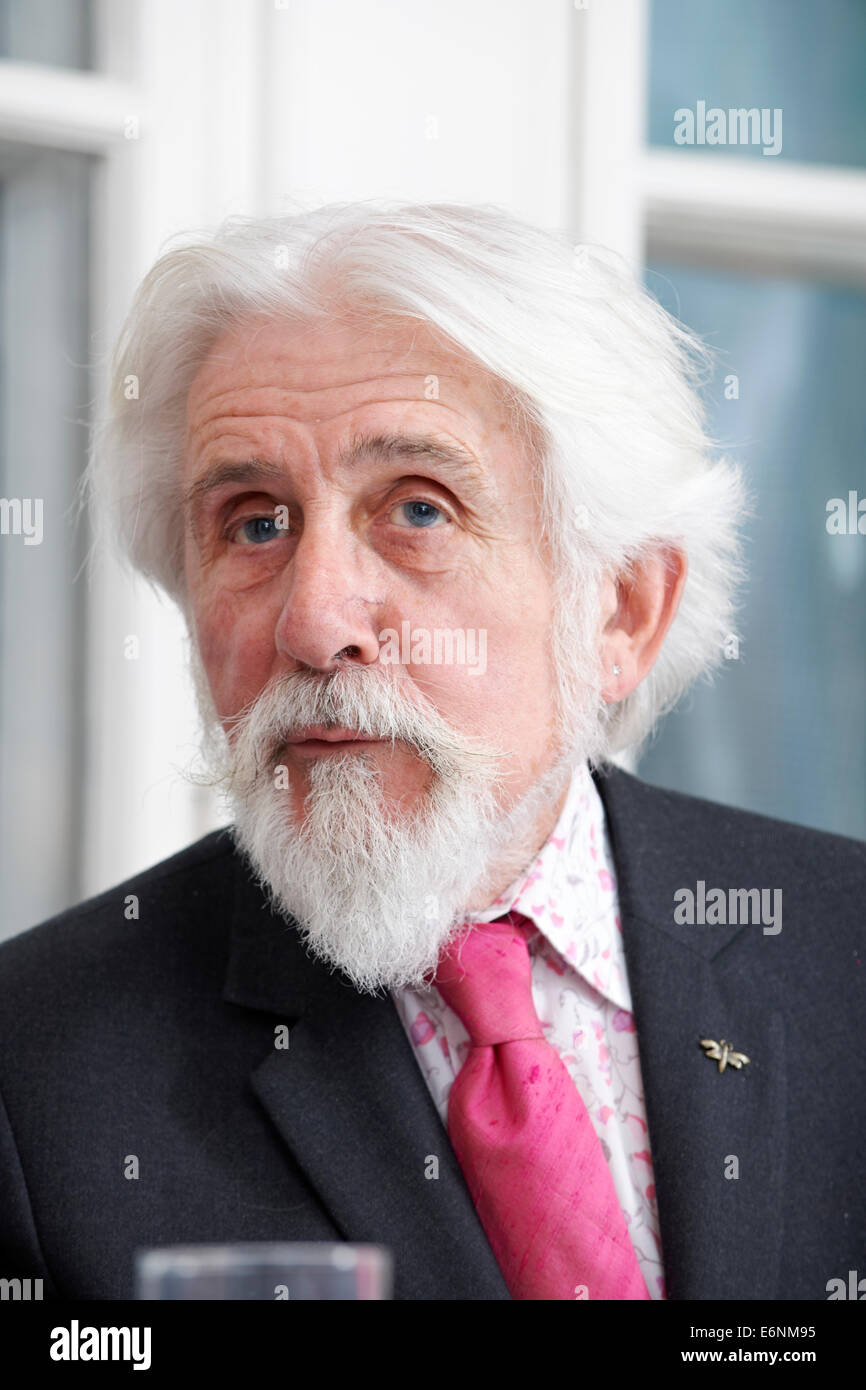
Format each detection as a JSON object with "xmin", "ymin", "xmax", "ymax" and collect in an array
[{"xmin": 222, "ymin": 664, "xmax": 508, "ymax": 793}]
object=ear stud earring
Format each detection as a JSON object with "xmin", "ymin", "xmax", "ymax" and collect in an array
[{"xmin": 612, "ymin": 664, "xmax": 622, "ymax": 676}]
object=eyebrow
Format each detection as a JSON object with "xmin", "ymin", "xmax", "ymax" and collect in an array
[
  {"xmin": 183, "ymin": 459, "xmax": 286, "ymax": 516},
  {"xmin": 337, "ymin": 430, "xmax": 488, "ymax": 486},
  {"xmin": 183, "ymin": 431, "xmax": 490, "ymax": 518}
]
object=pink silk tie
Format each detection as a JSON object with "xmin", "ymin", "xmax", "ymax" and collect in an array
[{"xmin": 433, "ymin": 910, "xmax": 650, "ymax": 1301}]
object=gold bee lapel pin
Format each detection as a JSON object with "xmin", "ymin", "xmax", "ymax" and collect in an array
[{"xmin": 700, "ymin": 1038, "xmax": 750, "ymax": 1074}]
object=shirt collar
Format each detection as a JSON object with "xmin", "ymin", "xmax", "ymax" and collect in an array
[{"xmin": 467, "ymin": 761, "xmax": 632, "ymax": 1013}]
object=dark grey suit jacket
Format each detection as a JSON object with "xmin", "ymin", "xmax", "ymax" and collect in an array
[{"xmin": 1, "ymin": 765, "xmax": 864, "ymax": 1300}]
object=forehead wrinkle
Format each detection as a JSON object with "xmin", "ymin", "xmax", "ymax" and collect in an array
[
  {"xmin": 187, "ymin": 407, "xmax": 493, "ymax": 469},
  {"xmin": 186, "ymin": 353, "xmax": 485, "ymax": 422}
]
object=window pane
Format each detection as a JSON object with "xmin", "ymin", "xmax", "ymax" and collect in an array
[
  {"xmin": 0, "ymin": 0, "xmax": 92, "ymax": 70},
  {"xmin": 639, "ymin": 262, "xmax": 866, "ymax": 840},
  {"xmin": 0, "ymin": 141, "xmax": 92, "ymax": 939},
  {"xmin": 649, "ymin": 0, "xmax": 866, "ymax": 168}
]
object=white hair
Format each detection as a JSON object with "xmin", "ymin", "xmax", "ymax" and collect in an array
[{"xmin": 87, "ymin": 198, "xmax": 746, "ymax": 757}]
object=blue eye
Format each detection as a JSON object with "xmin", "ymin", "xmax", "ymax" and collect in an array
[
  {"xmin": 394, "ymin": 501, "xmax": 446, "ymax": 528},
  {"xmin": 236, "ymin": 516, "xmax": 283, "ymax": 544}
]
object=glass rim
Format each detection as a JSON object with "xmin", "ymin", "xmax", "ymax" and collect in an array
[{"xmin": 135, "ymin": 1242, "xmax": 391, "ymax": 1273}]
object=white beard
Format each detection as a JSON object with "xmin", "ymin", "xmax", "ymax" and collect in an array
[{"xmin": 191, "ymin": 655, "xmax": 600, "ymax": 995}]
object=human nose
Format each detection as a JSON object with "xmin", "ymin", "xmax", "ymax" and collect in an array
[{"xmin": 273, "ymin": 519, "xmax": 385, "ymax": 671}]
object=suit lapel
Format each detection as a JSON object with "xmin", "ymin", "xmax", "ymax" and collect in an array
[
  {"xmin": 222, "ymin": 857, "xmax": 510, "ymax": 1300},
  {"xmin": 594, "ymin": 764, "xmax": 787, "ymax": 1299}
]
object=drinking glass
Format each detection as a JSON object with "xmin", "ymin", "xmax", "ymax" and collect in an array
[{"xmin": 135, "ymin": 1242, "xmax": 392, "ymax": 1300}]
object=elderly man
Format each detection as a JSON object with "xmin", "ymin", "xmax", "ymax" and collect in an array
[{"xmin": 0, "ymin": 202, "xmax": 863, "ymax": 1302}]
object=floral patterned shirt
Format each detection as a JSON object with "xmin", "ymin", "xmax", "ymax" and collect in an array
[{"xmin": 392, "ymin": 760, "xmax": 666, "ymax": 1299}]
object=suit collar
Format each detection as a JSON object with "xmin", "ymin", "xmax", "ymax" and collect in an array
[{"xmin": 592, "ymin": 761, "xmax": 748, "ymax": 961}]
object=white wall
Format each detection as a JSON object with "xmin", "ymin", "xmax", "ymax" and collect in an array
[{"xmin": 260, "ymin": 0, "xmax": 574, "ymax": 225}]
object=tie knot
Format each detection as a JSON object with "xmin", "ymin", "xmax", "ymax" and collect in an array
[{"xmin": 432, "ymin": 911, "xmax": 543, "ymax": 1047}]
